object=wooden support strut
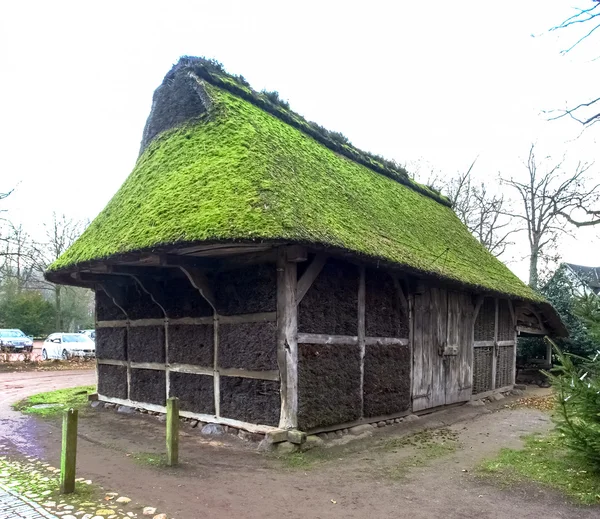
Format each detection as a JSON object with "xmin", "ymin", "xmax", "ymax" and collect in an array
[
  {"xmin": 166, "ymin": 397, "xmax": 179, "ymax": 467},
  {"xmin": 296, "ymin": 253, "xmax": 327, "ymax": 305},
  {"xmin": 277, "ymin": 248, "xmax": 298, "ymax": 429}
]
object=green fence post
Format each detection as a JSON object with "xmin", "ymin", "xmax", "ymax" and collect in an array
[
  {"xmin": 60, "ymin": 408, "xmax": 78, "ymax": 494},
  {"xmin": 166, "ymin": 397, "xmax": 179, "ymax": 466}
]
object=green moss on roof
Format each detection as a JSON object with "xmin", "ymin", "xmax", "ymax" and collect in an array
[{"xmin": 50, "ymin": 81, "xmax": 540, "ymax": 302}]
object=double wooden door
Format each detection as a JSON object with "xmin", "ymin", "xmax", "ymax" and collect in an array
[{"xmin": 412, "ymin": 288, "xmax": 473, "ymax": 411}]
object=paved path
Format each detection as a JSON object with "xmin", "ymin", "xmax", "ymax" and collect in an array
[{"xmin": 0, "ymin": 484, "xmax": 57, "ymax": 519}]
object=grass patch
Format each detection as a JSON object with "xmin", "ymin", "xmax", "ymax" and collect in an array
[
  {"xmin": 131, "ymin": 452, "xmax": 168, "ymax": 468},
  {"xmin": 13, "ymin": 385, "xmax": 96, "ymax": 418},
  {"xmin": 479, "ymin": 433, "xmax": 600, "ymax": 505}
]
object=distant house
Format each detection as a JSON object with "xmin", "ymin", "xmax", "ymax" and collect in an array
[
  {"xmin": 561, "ymin": 263, "xmax": 600, "ymax": 296},
  {"xmin": 45, "ymin": 57, "xmax": 565, "ymax": 437}
]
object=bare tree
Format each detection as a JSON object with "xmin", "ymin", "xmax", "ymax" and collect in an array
[
  {"xmin": 442, "ymin": 160, "xmax": 517, "ymax": 257},
  {"xmin": 502, "ymin": 144, "xmax": 599, "ymax": 289},
  {"xmin": 547, "ymin": 1, "xmax": 600, "ymax": 127},
  {"xmin": 35, "ymin": 213, "xmax": 88, "ymax": 330}
]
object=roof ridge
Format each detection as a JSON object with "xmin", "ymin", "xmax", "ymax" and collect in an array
[{"xmin": 167, "ymin": 57, "xmax": 451, "ymax": 208}]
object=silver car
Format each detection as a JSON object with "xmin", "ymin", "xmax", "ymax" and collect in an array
[{"xmin": 0, "ymin": 329, "xmax": 34, "ymax": 352}]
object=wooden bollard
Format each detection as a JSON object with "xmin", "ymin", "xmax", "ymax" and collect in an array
[
  {"xmin": 60, "ymin": 408, "xmax": 78, "ymax": 494},
  {"xmin": 166, "ymin": 397, "xmax": 179, "ymax": 466}
]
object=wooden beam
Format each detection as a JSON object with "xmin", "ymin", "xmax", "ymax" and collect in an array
[
  {"xmin": 297, "ymin": 333, "xmax": 358, "ymax": 345},
  {"xmin": 285, "ymin": 245, "xmax": 308, "ymax": 263},
  {"xmin": 296, "ymin": 254, "xmax": 327, "ymax": 305},
  {"xmin": 472, "ymin": 295, "xmax": 484, "ymax": 321},
  {"xmin": 219, "ymin": 312, "xmax": 276, "ymax": 324},
  {"xmin": 507, "ymin": 299, "xmax": 516, "ymax": 326},
  {"xmin": 166, "ymin": 397, "xmax": 179, "ymax": 467},
  {"xmin": 364, "ymin": 337, "xmax": 409, "ymax": 346},
  {"xmin": 60, "ymin": 409, "xmax": 78, "ymax": 494},
  {"xmin": 178, "ymin": 266, "xmax": 217, "ymax": 311},
  {"xmin": 392, "ymin": 276, "xmax": 408, "ymax": 312},
  {"xmin": 358, "ymin": 266, "xmax": 366, "ymax": 419},
  {"xmin": 492, "ymin": 298, "xmax": 499, "ymax": 390},
  {"xmin": 277, "ymin": 248, "xmax": 298, "ymax": 429}
]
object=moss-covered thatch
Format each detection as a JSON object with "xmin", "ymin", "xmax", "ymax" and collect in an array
[{"xmin": 49, "ymin": 57, "xmax": 542, "ymax": 302}]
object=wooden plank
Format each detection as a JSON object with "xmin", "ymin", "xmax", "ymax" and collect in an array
[
  {"xmin": 129, "ymin": 318, "xmax": 167, "ymax": 327},
  {"xmin": 213, "ymin": 315, "xmax": 220, "ymax": 417},
  {"xmin": 96, "ymin": 320, "xmax": 128, "ymax": 328},
  {"xmin": 169, "ymin": 363, "xmax": 214, "ymax": 375},
  {"xmin": 97, "ymin": 395, "xmax": 281, "ymax": 434},
  {"xmin": 169, "ymin": 316, "xmax": 214, "ymax": 326},
  {"xmin": 358, "ymin": 266, "xmax": 366, "ymax": 419},
  {"xmin": 458, "ymin": 292, "xmax": 474, "ymax": 401},
  {"xmin": 130, "ymin": 362, "xmax": 166, "ymax": 371},
  {"xmin": 97, "ymin": 359, "xmax": 128, "ymax": 366},
  {"xmin": 60, "ymin": 409, "xmax": 78, "ymax": 494},
  {"xmin": 166, "ymin": 397, "xmax": 179, "ymax": 466},
  {"xmin": 220, "ymin": 368, "xmax": 280, "ymax": 381},
  {"xmin": 296, "ymin": 254, "xmax": 327, "ymax": 305},
  {"xmin": 444, "ymin": 291, "xmax": 461, "ymax": 404},
  {"xmin": 491, "ymin": 298, "xmax": 499, "ymax": 390},
  {"xmin": 276, "ymin": 248, "xmax": 298, "ymax": 429},
  {"xmin": 507, "ymin": 299, "xmax": 516, "ymax": 325},
  {"xmin": 297, "ymin": 333, "xmax": 358, "ymax": 345},
  {"xmin": 412, "ymin": 289, "xmax": 432, "ymax": 411},
  {"xmin": 364, "ymin": 337, "xmax": 409, "ymax": 346},
  {"xmin": 430, "ymin": 288, "xmax": 446, "ymax": 408},
  {"xmin": 219, "ymin": 312, "xmax": 277, "ymax": 324}
]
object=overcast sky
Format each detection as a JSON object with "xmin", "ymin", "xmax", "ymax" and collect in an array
[{"xmin": 1, "ymin": 0, "xmax": 598, "ymax": 282}]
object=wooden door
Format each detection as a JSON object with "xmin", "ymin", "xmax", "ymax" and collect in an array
[{"xmin": 412, "ymin": 288, "xmax": 473, "ymax": 411}]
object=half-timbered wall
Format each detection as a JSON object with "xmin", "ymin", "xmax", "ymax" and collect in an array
[
  {"xmin": 296, "ymin": 261, "xmax": 410, "ymax": 430},
  {"xmin": 472, "ymin": 297, "xmax": 516, "ymax": 395},
  {"xmin": 95, "ymin": 264, "xmax": 281, "ymax": 429}
]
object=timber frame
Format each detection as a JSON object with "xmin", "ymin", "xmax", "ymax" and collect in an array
[{"xmin": 58, "ymin": 243, "xmax": 561, "ymax": 435}]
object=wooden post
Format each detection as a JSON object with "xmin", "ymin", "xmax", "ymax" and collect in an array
[
  {"xmin": 358, "ymin": 267, "xmax": 366, "ymax": 418},
  {"xmin": 166, "ymin": 397, "xmax": 179, "ymax": 466},
  {"xmin": 277, "ymin": 248, "xmax": 298, "ymax": 429},
  {"xmin": 60, "ymin": 408, "xmax": 78, "ymax": 494}
]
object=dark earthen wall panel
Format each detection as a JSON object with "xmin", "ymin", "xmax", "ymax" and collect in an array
[
  {"xmin": 363, "ymin": 344, "xmax": 411, "ymax": 417},
  {"xmin": 365, "ymin": 269, "xmax": 409, "ymax": 338},
  {"xmin": 298, "ymin": 343, "xmax": 361, "ymax": 430},
  {"xmin": 298, "ymin": 259, "xmax": 358, "ymax": 335},
  {"xmin": 126, "ymin": 284, "xmax": 163, "ymax": 320},
  {"xmin": 168, "ymin": 325, "xmax": 213, "ymax": 366},
  {"xmin": 474, "ymin": 298, "xmax": 496, "ymax": 341},
  {"xmin": 162, "ymin": 278, "xmax": 213, "ymax": 318},
  {"xmin": 128, "ymin": 326, "xmax": 165, "ymax": 363},
  {"xmin": 215, "ymin": 264, "xmax": 276, "ymax": 315},
  {"xmin": 95, "ymin": 327, "xmax": 127, "ymax": 361},
  {"xmin": 98, "ymin": 364, "xmax": 128, "ymax": 400},
  {"xmin": 219, "ymin": 377, "xmax": 280, "ymax": 426},
  {"xmin": 96, "ymin": 290, "xmax": 126, "ymax": 321},
  {"xmin": 130, "ymin": 368, "xmax": 166, "ymax": 406},
  {"xmin": 219, "ymin": 322, "xmax": 277, "ymax": 370},
  {"xmin": 169, "ymin": 372, "xmax": 215, "ymax": 415}
]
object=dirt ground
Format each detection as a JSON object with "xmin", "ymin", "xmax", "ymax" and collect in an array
[{"xmin": 1, "ymin": 371, "xmax": 597, "ymax": 519}]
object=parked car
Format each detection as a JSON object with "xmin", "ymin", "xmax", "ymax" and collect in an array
[
  {"xmin": 42, "ymin": 333, "xmax": 95, "ymax": 360},
  {"xmin": 78, "ymin": 329, "xmax": 96, "ymax": 341},
  {"xmin": 0, "ymin": 329, "xmax": 34, "ymax": 352}
]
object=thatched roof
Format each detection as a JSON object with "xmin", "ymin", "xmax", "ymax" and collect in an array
[{"xmin": 48, "ymin": 57, "xmax": 544, "ymax": 304}]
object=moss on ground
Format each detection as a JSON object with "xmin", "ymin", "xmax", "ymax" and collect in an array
[
  {"xmin": 479, "ymin": 433, "xmax": 600, "ymax": 505},
  {"xmin": 13, "ymin": 385, "xmax": 96, "ymax": 418},
  {"xmin": 49, "ymin": 66, "xmax": 541, "ymax": 302}
]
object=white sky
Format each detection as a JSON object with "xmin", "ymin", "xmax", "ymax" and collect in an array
[{"xmin": 1, "ymin": 0, "xmax": 598, "ymax": 282}]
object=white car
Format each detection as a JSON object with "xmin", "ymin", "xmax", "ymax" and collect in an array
[{"xmin": 42, "ymin": 333, "xmax": 96, "ymax": 360}]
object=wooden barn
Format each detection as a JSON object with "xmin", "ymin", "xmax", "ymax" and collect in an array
[{"xmin": 46, "ymin": 57, "xmax": 565, "ymax": 436}]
